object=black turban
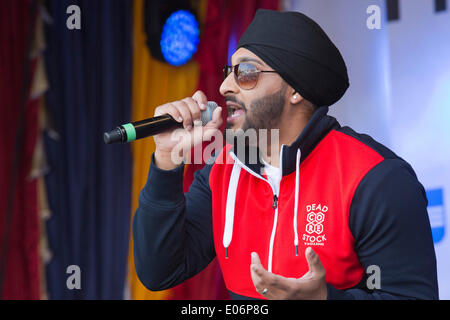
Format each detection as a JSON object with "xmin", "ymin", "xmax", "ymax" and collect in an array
[{"xmin": 237, "ymin": 9, "xmax": 349, "ymax": 107}]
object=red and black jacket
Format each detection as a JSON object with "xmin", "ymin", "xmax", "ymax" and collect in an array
[{"xmin": 133, "ymin": 107, "xmax": 438, "ymax": 299}]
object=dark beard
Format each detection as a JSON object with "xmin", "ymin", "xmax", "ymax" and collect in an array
[
  {"xmin": 224, "ymin": 85, "xmax": 287, "ymax": 155},
  {"xmin": 240, "ymin": 85, "xmax": 287, "ymax": 132}
]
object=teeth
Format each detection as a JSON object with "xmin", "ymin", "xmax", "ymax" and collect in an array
[
  {"xmin": 230, "ymin": 109, "xmax": 243, "ymax": 118},
  {"xmin": 227, "ymin": 105, "xmax": 244, "ymax": 119}
]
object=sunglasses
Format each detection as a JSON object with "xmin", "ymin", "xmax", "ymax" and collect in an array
[{"xmin": 222, "ymin": 62, "xmax": 278, "ymax": 90}]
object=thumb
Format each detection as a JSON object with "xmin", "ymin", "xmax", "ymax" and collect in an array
[
  {"xmin": 305, "ymin": 247, "xmax": 324, "ymax": 275},
  {"xmin": 209, "ymin": 106, "xmax": 223, "ymax": 128},
  {"xmin": 202, "ymin": 107, "xmax": 222, "ymax": 140},
  {"xmin": 250, "ymin": 252, "xmax": 263, "ymax": 268}
]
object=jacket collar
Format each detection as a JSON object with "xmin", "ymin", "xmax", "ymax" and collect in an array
[
  {"xmin": 282, "ymin": 106, "xmax": 340, "ymax": 176},
  {"xmin": 229, "ymin": 106, "xmax": 340, "ymax": 177}
]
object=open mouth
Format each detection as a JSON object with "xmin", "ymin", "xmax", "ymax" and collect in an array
[{"xmin": 227, "ymin": 102, "xmax": 245, "ymax": 122}]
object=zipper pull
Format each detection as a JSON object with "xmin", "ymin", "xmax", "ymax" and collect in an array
[{"xmin": 272, "ymin": 195, "xmax": 278, "ymax": 210}]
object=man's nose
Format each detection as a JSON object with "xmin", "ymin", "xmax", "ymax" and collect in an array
[{"xmin": 220, "ymin": 72, "xmax": 239, "ymax": 96}]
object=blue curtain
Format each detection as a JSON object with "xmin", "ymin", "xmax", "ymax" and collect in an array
[{"xmin": 43, "ymin": 0, "xmax": 132, "ymax": 299}]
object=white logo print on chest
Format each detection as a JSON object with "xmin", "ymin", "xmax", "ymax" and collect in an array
[{"xmin": 302, "ymin": 203, "xmax": 328, "ymax": 246}]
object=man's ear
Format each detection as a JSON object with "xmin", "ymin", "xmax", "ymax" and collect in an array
[{"xmin": 290, "ymin": 92, "xmax": 304, "ymax": 105}]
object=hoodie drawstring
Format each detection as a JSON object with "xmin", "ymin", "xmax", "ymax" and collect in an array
[
  {"xmin": 223, "ymin": 162, "xmax": 241, "ymax": 258},
  {"xmin": 293, "ymin": 148, "xmax": 301, "ymax": 256},
  {"xmin": 223, "ymin": 148, "xmax": 301, "ymax": 260}
]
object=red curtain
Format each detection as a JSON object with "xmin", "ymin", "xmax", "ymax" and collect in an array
[
  {"xmin": 174, "ymin": 0, "xmax": 280, "ymax": 300},
  {"xmin": 0, "ymin": 0, "xmax": 40, "ymax": 299}
]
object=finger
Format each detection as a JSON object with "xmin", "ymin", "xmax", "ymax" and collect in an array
[
  {"xmin": 207, "ymin": 106, "xmax": 222, "ymax": 128},
  {"xmin": 154, "ymin": 103, "xmax": 169, "ymax": 117},
  {"xmin": 251, "ymin": 252, "xmax": 262, "ymax": 267},
  {"xmin": 171, "ymin": 101, "xmax": 193, "ymax": 130},
  {"xmin": 182, "ymin": 97, "xmax": 202, "ymax": 126},
  {"xmin": 305, "ymin": 247, "xmax": 325, "ymax": 276},
  {"xmin": 250, "ymin": 253, "xmax": 281, "ymax": 290},
  {"xmin": 156, "ymin": 104, "xmax": 183, "ymax": 123},
  {"xmin": 249, "ymin": 255, "xmax": 290, "ymax": 299},
  {"xmin": 203, "ymin": 117, "xmax": 222, "ymax": 142},
  {"xmin": 250, "ymin": 264, "xmax": 268, "ymax": 297},
  {"xmin": 250, "ymin": 252, "xmax": 265, "ymax": 290},
  {"xmin": 192, "ymin": 90, "xmax": 208, "ymax": 110}
]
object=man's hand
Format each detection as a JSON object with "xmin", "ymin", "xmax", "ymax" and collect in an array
[
  {"xmin": 153, "ymin": 90, "xmax": 222, "ymax": 170},
  {"xmin": 250, "ymin": 247, "xmax": 327, "ymax": 300}
]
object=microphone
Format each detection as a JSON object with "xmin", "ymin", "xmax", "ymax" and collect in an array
[{"xmin": 103, "ymin": 101, "xmax": 218, "ymax": 144}]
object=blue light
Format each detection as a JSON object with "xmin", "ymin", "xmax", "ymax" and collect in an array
[
  {"xmin": 426, "ymin": 188, "xmax": 446, "ymax": 244},
  {"xmin": 160, "ymin": 10, "xmax": 200, "ymax": 66}
]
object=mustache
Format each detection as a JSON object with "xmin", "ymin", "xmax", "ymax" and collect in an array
[{"xmin": 225, "ymin": 96, "xmax": 247, "ymax": 112}]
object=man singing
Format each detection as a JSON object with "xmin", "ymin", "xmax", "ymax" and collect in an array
[{"xmin": 132, "ymin": 10, "xmax": 438, "ymax": 299}]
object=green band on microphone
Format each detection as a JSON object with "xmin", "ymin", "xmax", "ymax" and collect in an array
[{"xmin": 122, "ymin": 123, "xmax": 136, "ymax": 142}]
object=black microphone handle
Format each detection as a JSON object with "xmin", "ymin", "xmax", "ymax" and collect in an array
[
  {"xmin": 104, "ymin": 101, "xmax": 218, "ymax": 144},
  {"xmin": 133, "ymin": 114, "xmax": 183, "ymax": 138},
  {"xmin": 103, "ymin": 115, "xmax": 181, "ymax": 144}
]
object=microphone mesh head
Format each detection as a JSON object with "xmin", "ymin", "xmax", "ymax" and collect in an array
[{"xmin": 201, "ymin": 101, "xmax": 218, "ymax": 125}]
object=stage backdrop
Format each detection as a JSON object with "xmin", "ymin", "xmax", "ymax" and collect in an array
[
  {"xmin": 0, "ymin": 0, "xmax": 41, "ymax": 299},
  {"xmin": 286, "ymin": 0, "xmax": 450, "ymax": 299},
  {"xmin": 43, "ymin": 0, "xmax": 133, "ymax": 299}
]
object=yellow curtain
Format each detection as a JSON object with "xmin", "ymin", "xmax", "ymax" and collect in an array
[{"xmin": 128, "ymin": 0, "xmax": 207, "ymax": 300}]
